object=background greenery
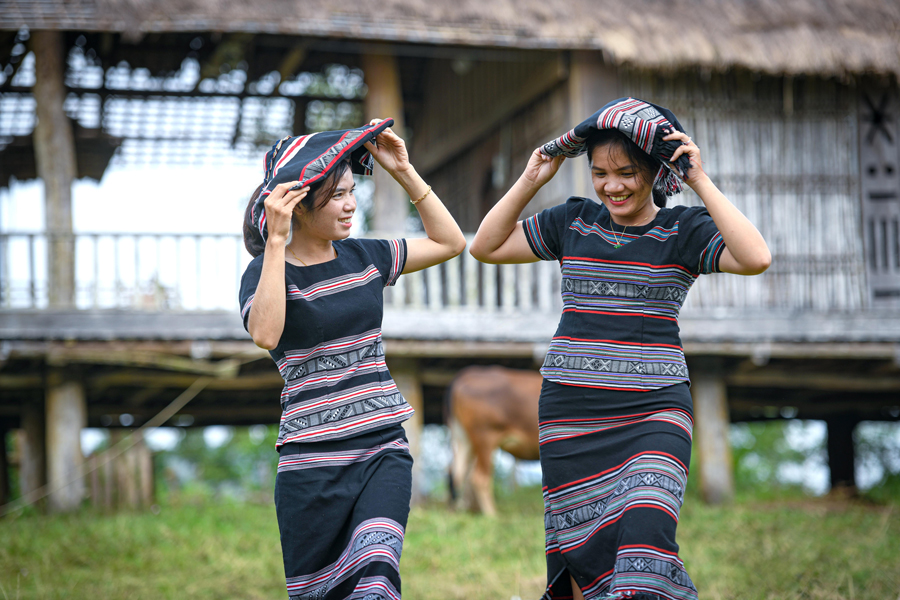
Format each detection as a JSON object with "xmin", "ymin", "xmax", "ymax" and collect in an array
[{"xmin": 2, "ymin": 420, "xmax": 899, "ymax": 600}]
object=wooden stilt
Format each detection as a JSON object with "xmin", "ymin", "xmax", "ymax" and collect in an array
[
  {"xmin": 826, "ymin": 415, "xmax": 859, "ymax": 491},
  {"xmin": 17, "ymin": 402, "xmax": 46, "ymax": 505},
  {"xmin": 691, "ymin": 373, "xmax": 735, "ymax": 504},
  {"xmin": 137, "ymin": 433, "xmax": 155, "ymax": 507},
  {"xmin": 0, "ymin": 429, "xmax": 9, "ymax": 508},
  {"xmin": 32, "ymin": 30, "xmax": 77, "ymax": 308},
  {"xmin": 45, "ymin": 374, "xmax": 87, "ymax": 512},
  {"xmin": 390, "ymin": 358, "xmax": 424, "ymax": 505},
  {"xmin": 102, "ymin": 443, "xmax": 114, "ymax": 509}
]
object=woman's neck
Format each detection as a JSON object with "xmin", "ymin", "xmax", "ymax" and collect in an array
[
  {"xmin": 287, "ymin": 236, "xmax": 337, "ymax": 265},
  {"xmin": 610, "ymin": 204, "xmax": 659, "ymax": 228}
]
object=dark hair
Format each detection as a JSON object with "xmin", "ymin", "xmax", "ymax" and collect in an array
[
  {"xmin": 242, "ymin": 159, "xmax": 352, "ymax": 257},
  {"xmin": 585, "ymin": 129, "xmax": 667, "ymax": 208}
]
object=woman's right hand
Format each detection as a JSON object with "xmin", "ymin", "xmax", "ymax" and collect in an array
[
  {"xmin": 522, "ymin": 148, "xmax": 565, "ymax": 189},
  {"xmin": 263, "ymin": 182, "xmax": 310, "ymax": 243}
]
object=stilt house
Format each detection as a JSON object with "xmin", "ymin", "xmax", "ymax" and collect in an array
[{"xmin": 1, "ymin": 0, "xmax": 898, "ymax": 510}]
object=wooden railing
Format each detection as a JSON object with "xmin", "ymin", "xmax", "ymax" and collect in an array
[
  {"xmin": 0, "ymin": 232, "xmax": 246, "ymax": 311},
  {"xmin": 0, "ymin": 231, "xmax": 871, "ymax": 313}
]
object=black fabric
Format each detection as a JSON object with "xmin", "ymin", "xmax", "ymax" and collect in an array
[
  {"xmin": 275, "ymin": 424, "xmax": 412, "ymax": 600},
  {"xmin": 540, "ymin": 98, "xmax": 691, "ymax": 197},
  {"xmin": 522, "ymin": 197, "xmax": 725, "ymax": 392},
  {"xmin": 238, "ymin": 237, "xmax": 412, "ymax": 447},
  {"xmin": 253, "ymin": 119, "xmax": 394, "ymax": 241},
  {"xmin": 538, "ymin": 381, "xmax": 697, "ymax": 600}
]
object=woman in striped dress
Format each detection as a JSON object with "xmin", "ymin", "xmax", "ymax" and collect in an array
[
  {"xmin": 469, "ymin": 98, "xmax": 771, "ymax": 600},
  {"xmin": 240, "ymin": 119, "xmax": 465, "ymax": 600}
]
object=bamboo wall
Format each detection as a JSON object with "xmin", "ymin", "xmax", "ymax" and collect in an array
[
  {"xmin": 422, "ymin": 65, "xmax": 870, "ymax": 313},
  {"xmin": 84, "ymin": 431, "xmax": 155, "ymax": 510},
  {"xmin": 618, "ymin": 70, "xmax": 866, "ymax": 312}
]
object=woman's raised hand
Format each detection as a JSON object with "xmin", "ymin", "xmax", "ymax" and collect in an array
[
  {"xmin": 263, "ymin": 182, "xmax": 309, "ymax": 243},
  {"xmin": 523, "ymin": 148, "xmax": 565, "ymax": 189},
  {"xmin": 664, "ymin": 130, "xmax": 707, "ymax": 188},
  {"xmin": 364, "ymin": 119, "xmax": 411, "ymax": 177}
]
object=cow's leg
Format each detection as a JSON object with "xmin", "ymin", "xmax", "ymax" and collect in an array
[
  {"xmin": 448, "ymin": 416, "xmax": 473, "ymax": 511},
  {"xmin": 470, "ymin": 434, "xmax": 497, "ymax": 516}
]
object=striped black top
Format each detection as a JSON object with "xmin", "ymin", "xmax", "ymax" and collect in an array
[
  {"xmin": 239, "ymin": 238, "xmax": 412, "ymax": 446},
  {"xmin": 523, "ymin": 197, "xmax": 725, "ymax": 391}
]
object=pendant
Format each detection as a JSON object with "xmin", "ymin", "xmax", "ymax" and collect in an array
[{"xmin": 614, "ymin": 243, "xmax": 622, "ymax": 249}]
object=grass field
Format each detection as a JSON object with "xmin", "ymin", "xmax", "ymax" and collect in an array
[{"xmin": 1, "ymin": 488, "xmax": 898, "ymax": 600}]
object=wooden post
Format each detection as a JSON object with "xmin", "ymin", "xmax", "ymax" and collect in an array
[
  {"xmin": 0, "ymin": 429, "xmax": 9, "ymax": 508},
  {"xmin": 826, "ymin": 415, "xmax": 859, "ymax": 491},
  {"xmin": 123, "ymin": 440, "xmax": 139, "ymax": 508},
  {"xmin": 45, "ymin": 374, "xmax": 87, "ymax": 512},
  {"xmin": 691, "ymin": 373, "xmax": 734, "ymax": 504},
  {"xmin": 88, "ymin": 454, "xmax": 101, "ymax": 508},
  {"xmin": 33, "ymin": 30, "xmax": 77, "ymax": 308},
  {"xmin": 17, "ymin": 402, "xmax": 46, "ymax": 504},
  {"xmin": 390, "ymin": 358, "xmax": 424, "ymax": 505},
  {"xmin": 561, "ymin": 51, "xmax": 619, "ymax": 200},
  {"xmin": 362, "ymin": 48, "xmax": 407, "ymax": 236},
  {"xmin": 137, "ymin": 433, "xmax": 155, "ymax": 507},
  {"xmin": 102, "ymin": 443, "xmax": 114, "ymax": 509}
]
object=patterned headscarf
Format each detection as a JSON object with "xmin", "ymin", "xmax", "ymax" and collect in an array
[
  {"xmin": 252, "ymin": 119, "xmax": 394, "ymax": 240},
  {"xmin": 540, "ymin": 98, "xmax": 691, "ymax": 197}
]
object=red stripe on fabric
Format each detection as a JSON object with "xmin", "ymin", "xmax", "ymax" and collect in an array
[
  {"xmin": 274, "ymin": 135, "xmax": 310, "ymax": 172},
  {"xmin": 282, "ymin": 407, "xmax": 414, "ymax": 441},
  {"xmin": 296, "ymin": 129, "xmax": 355, "ymax": 184},
  {"xmin": 549, "ymin": 381, "xmax": 654, "ymax": 392},
  {"xmin": 541, "ymin": 409, "xmax": 692, "ymax": 425},
  {"xmin": 296, "ymin": 121, "xmax": 385, "ymax": 185},
  {"xmin": 547, "ymin": 451, "xmax": 688, "ymax": 493},
  {"xmin": 618, "ymin": 544, "xmax": 683, "ymax": 558},
  {"xmin": 552, "ymin": 336, "xmax": 684, "ymax": 349},
  {"xmin": 562, "ymin": 504, "xmax": 678, "ymax": 552},
  {"xmin": 562, "ymin": 308, "xmax": 679, "ymax": 322},
  {"xmin": 564, "ymin": 256, "xmax": 693, "ymax": 273},
  {"xmin": 293, "ymin": 268, "xmax": 379, "ymax": 296},
  {"xmin": 584, "ymin": 568, "xmax": 616, "ymax": 588},
  {"xmin": 540, "ymin": 415, "xmax": 692, "ymax": 446}
]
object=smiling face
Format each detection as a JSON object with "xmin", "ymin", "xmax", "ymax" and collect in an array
[
  {"xmin": 590, "ymin": 142, "xmax": 657, "ymax": 226},
  {"xmin": 294, "ymin": 168, "xmax": 357, "ymax": 241}
]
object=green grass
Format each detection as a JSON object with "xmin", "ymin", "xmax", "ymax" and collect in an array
[{"xmin": 1, "ymin": 489, "xmax": 898, "ymax": 600}]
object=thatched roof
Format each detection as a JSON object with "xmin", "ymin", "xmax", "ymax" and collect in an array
[{"xmin": 1, "ymin": 0, "xmax": 899, "ymax": 77}]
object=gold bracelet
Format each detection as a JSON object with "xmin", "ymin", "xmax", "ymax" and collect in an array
[{"xmin": 411, "ymin": 185, "xmax": 432, "ymax": 205}]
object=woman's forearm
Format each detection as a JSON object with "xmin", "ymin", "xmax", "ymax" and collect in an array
[
  {"xmin": 691, "ymin": 176, "xmax": 771, "ymax": 274},
  {"xmin": 469, "ymin": 175, "xmax": 540, "ymax": 260},
  {"xmin": 247, "ymin": 237, "xmax": 289, "ymax": 350},
  {"xmin": 393, "ymin": 166, "xmax": 466, "ymax": 255}
]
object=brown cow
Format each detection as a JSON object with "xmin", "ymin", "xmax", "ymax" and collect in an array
[{"xmin": 447, "ymin": 365, "xmax": 542, "ymax": 516}]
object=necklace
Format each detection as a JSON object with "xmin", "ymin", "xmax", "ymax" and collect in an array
[
  {"xmin": 610, "ymin": 210, "xmax": 658, "ymax": 249},
  {"xmin": 287, "ymin": 244, "xmax": 336, "ymax": 266}
]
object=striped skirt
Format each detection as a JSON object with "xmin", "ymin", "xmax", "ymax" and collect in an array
[
  {"xmin": 538, "ymin": 380, "xmax": 698, "ymax": 600},
  {"xmin": 275, "ymin": 424, "xmax": 413, "ymax": 600}
]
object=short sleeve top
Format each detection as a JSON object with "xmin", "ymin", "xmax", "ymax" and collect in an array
[
  {"xmin": 523, "ymin": 197, "xmax": 726, "ymax": 391},
  {"xmin": 239, "ymin": 238, "xmax": 412, "ymax": 447}
]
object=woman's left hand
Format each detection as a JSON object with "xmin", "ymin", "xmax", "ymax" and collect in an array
[
  {"xmin": 664, "ymin": 130, "xmax": 708, "ymax": 188},
  {"xmin": 364, "ymin": 118, "xmax": 411, "ymax": 176}
]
